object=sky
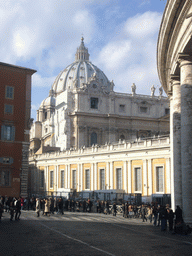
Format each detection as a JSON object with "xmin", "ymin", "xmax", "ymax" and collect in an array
[{"xmin": 0, "ymin": 0, "xmax": 167, "ymax": 120}]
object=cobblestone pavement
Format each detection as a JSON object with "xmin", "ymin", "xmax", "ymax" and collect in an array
[{"xmin": 0, "ymin": 211, "xmax": 191, "ymax": 256}]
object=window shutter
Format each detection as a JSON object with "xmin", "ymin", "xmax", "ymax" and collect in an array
[
  {"xmin": 1, "ymin": 125, "xmax": 5, "ymax": 140},
  {"xmin": 11, "ymin": 126, "xmax": 15, "ymax": 141}
]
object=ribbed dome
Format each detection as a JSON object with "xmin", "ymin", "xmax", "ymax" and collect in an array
[
  {"xmin": 40, "ymin": 89, "xmax": 55, "ymax": 108},
  {"xmin": 51, "ymin": 38, "xmax": 110, "ymax": 95}
]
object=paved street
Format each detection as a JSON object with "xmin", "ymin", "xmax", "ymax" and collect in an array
[{"xmin": 0, "ymin": 211, "xmax": 191, "ymax": 256}]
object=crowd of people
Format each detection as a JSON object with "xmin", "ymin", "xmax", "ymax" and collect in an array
[{"xmin": 0, "ymin": 195, "xmax": 191, "ymax": 235}]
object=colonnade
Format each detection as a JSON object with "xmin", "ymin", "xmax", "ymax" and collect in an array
[{"xmin": 170, "ymin": 54, "xmax": 192, "ymax": 224}]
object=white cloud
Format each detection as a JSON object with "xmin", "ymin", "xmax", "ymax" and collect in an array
[
  {"xmin": 98, "ymin": 40, "xmax": 132, "ymax": 70},
  {"xmin": 124, "ymin": 11, "xmax": 162, "ymax": 38},
  {"xmin": 95, "ymin": 11, "xmax": 162, "ymax": 95},
  {"xmin": 32, "ymin": 73, "xmax": 55, "ymax": 88},
  {"xmin": 139, "ymin": 0, "xmax": 150, "ymax": 7},
  {"xmin": 0, "ymin": 0, "xmax": 98, "ymax": 69}
]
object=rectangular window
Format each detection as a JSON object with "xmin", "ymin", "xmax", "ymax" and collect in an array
[
  {"xmin": 5, "ymin": 86, "xmax": 14, "ymax": 99},
  {"xmin": 1, "ymin": 125, "xmax": 15, "ymax": 141},
  {"xmin": 140, "ymin": 107, "xmax": 148, "ymax": 113},
  {"xmin": 40, "ymin": 171, "xmax": 44, "ymax": 188},
  {"xmin": 165, "ymin": 108, "xmax": 170, "ymax": 115},
  {"xmin": 4, "ymin": 104, "xmax": 14, "ymax": 114},
  {"xmin": 119, "ymin": 104, "xmax": 125, "ymax": 113},
  {"xmin": 156, "ymin": 166, "xmax": 164, "ymax": 192},
  {"xmin": 85, "ymin": 169, "xmax": 90, "ymax": 189},
  {"xmin": 50, "ymin": 171, "xmax": 54, "ymax": 188},
  {"xmin": 90, "ymin": 97, "xmax": 98, "ymax": 109},
  {"xmin": 135, "ymin": 167, "xmax": 142, "ymax": 192},
  {"xmin": 100, "ymin": 169, "xmax": 105, "ymax": 190},
  {"xmin": 116, "ymin": 168, "xmax": 122, "ymax": 189},
  {"xmin": 61, "ymin": 170, "xmax": 64, "ymax": 188},
  {"xmin": 0, "ymin": 170, "xmax": 10, "ymax": 186},
  {"xmin": 73, "ymin": 170, "xmax": 76, "ymax": 189}
]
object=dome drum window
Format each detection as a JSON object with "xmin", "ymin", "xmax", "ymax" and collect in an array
[{"xmin": 90, "ymin": 97, "xmax": 98, "ymax": 109}]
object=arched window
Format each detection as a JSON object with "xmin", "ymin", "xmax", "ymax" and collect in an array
[
  {"xmin": 44, "ymin": 111, "xmax": 47, "ymax": 120},
  {"xmin": 120, "ymin": 134, "xmax": 125, "ymax": 141},
  {"xmin": 91, "ymin": 132, "xmax": 97, "ymax": 146}
]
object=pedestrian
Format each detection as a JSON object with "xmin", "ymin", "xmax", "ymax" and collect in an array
[
  {"xmin": 125, "ymin": 202, "xmax": 128, "ymax": 218},
  {"xmin": 0, "ymin": 200, "xmax": 3, "ymax": 222},
  {"xmin": 141, "ymin": 204, "xmax": 147, "ymax": 222},
  {"xmin": 44, "ymin": 198, "xmax": 50, "ymax": 216},
  {"xmin": 122, "ymin": 203, "xmax": 125, "ymax": 217},
  {"xmin": 20, "ymin": 197, "xmax": 24, "ymax": 211},
  {"xmin": 153, "ymin": 205, "xmax": 158, "ymax": 226},
  {"xmin": 175, "ymin": 205, "xmax": 183, "ymax": 224},
  {"xmin": 160, "ymin": 206, "xmax": 168, "ymax": 231},
  {"xmin": 50, "ymin": 198, "xmax": 54, "ymax": 214},
  {"xmin": 15, "ymin": 198, "xmax": 21, "ymax": 220},
  {"xmin": 36, "ymin": 198, "xmax": 40, "ymax": 217},
  {"xmin": 83, "ymin": 200, "xmax": 86, "ymax": 212},
  {"xmin": 58, "ymin": 197, "xmax": 64, "ymax": 215},
  {"xmin": 54, "ymin": 198, "xmax": 57, "ymax": 213},
  {"xmin": 96, "ymin": 200, "xmax": 101, "ymax": 213},
  {"xmin": 148, "ymin": 206, "xmax": 153, "ymax": 223},
  {"xmin": 9, "ymin": 201, "xmax": 14, "ymax": 221},
  {"xmin": 104, "ymin": 201, "xmax": 109, "ymax": 215},
  {"xmin": 167, "ymin": 208, "xmax": 174, "ymax": 231},
  {"xmin": 112, "ymin": 202, "xmax": 117, "ymax": 216},
  {"xmin": 76, "ymin": 201, "xmax": 80, "ymax": 212}
]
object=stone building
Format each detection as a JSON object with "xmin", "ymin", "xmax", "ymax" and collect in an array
[
  {"xmin": 0, "ymin": 62, "xmax": 36, "ymax": 197},
  {"xmin": 29, "ymin": 136, "xmax": 171, "ymax": 204},
  {"xmin": 30, "ymin": 38, "xmax": 169, "ymax": 154},
  {"xmin": 157, "ymin": 0, "xmax": 192, "ymax": 224},
  {"xmin": 29, "ymin": 38, "xmax": 170, "ymax": 204}
]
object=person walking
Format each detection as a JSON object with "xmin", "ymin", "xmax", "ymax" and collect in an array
[
  {"xmin": 160, "ymin": 206, "xmax": 168, "ymax": 231},
  {"xmin": 15, "ymin": 198, "xmax": 21, "ymax": 220},
  {"xmin": 9, "ymin": 201, "xmax": 14, "ymax": 221},
  {"xmin": 167, "ymin": 208, "xmax": 174, "ymax": 231},
  {"xmin": 141, "ymin": 204, "xmax": 147, "ymax": 222},
  {"xmin": 36, "ymin": 198, "xmax": 40, "ymax": 217},
  {"xmin": 0, "ymin": 200, "xmax": 3, "ymax": 222},
  {"xmin": 44, "ymin": 198, "xmax": 50, "ymax": 216},
  {"xmin": 152, "ymin": 205, "xmax": 158, "ymax": 226},
  {"xmin": 112, "ymin": 202, "xmax": 117, "ymax": 216}
]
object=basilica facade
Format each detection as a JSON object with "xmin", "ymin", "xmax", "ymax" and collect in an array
[
  {"xmin": 30, "ymin": 38, "xmax": 169, "ymax": 155},
  {"xmin": 29, "ymin": 38, "xmax": 171, "ymax": 205}
]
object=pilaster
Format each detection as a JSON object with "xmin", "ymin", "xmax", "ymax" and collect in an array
[
  {"xmin": 143, "ymin": 159, "xmax": 148, "ymax": 196},
  {"xmin": 123, "ymin": 161, "xmax": 127, "ymax": 193},
  {"xmin": 128, "ymin": 160, "xmax": 131, "ymax": 194}
]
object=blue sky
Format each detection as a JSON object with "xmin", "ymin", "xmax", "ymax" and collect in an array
[{"xmin": 0, "ymin": 0, "xmax": 167, "ymax": 120}]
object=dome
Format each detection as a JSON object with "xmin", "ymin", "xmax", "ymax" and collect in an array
[
  {"xmin": 51, "ymin": 37, "xmax": 110, "ymax": 95},
  {"xmin": 40, "ymin": 89, "xmax": 55, "ymax": 108}
]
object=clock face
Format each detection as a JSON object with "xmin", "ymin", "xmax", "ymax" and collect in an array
[{"xmin": 93, "ymin": 84, "xmax": 97, "ymax": 88}]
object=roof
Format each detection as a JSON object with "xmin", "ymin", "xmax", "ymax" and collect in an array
[{"xmin": 0, "ymin": 62, "xmax": 37, "ymax": 74}]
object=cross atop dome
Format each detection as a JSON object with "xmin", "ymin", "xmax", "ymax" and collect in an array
[{"xmin": 75, "ymin": 37, "xmax": 89, "ymax": 61}]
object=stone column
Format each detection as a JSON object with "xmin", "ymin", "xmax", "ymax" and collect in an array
[
  {"xmin": 179, "ymin": 54, "xmax": 192, "ymax": 224},
  {"xmin": 170, "ymin": 76, "xmax": 182, "ymax": 211}
]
